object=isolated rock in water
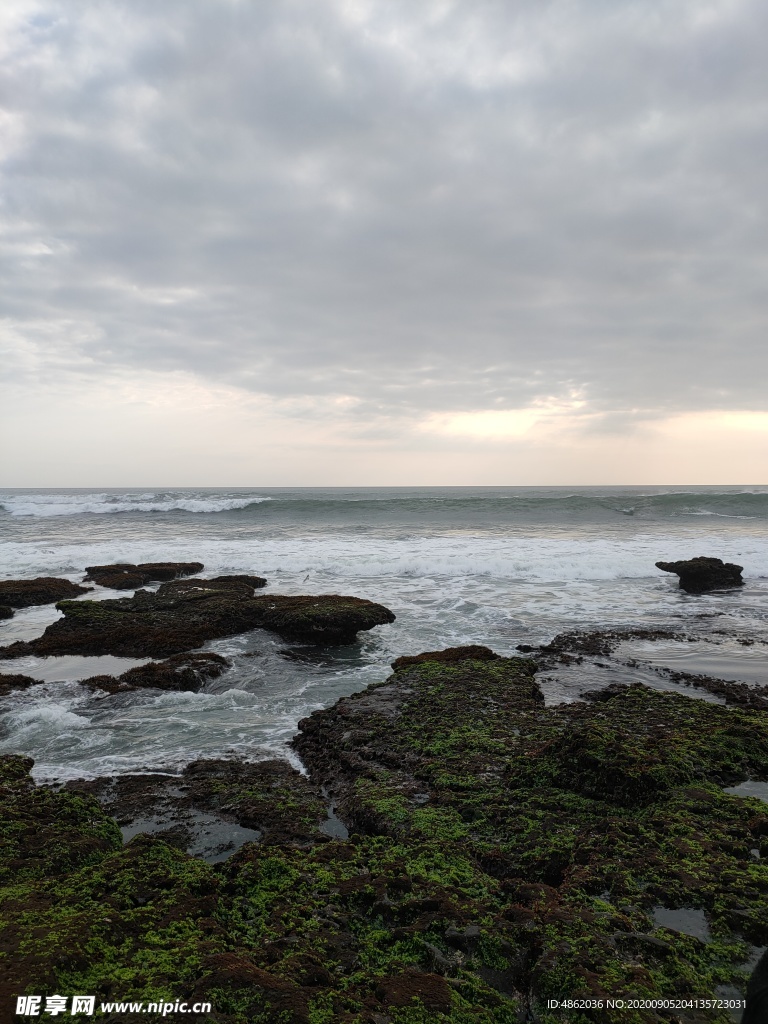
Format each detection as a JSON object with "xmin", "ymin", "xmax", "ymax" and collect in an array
[
  {"xmin": 0, "ymin": 577, "xmax": 92, "ymax": 608},
  {"xmin": 0, "ymin": 578, "xmax": 394, "ymax": 659},
  {"xmin": 0, "ymin": 672, "xmax": 37, "ymax": 696},
  {"xmin": 83, "ymin": 652, "xmax": 231, "ymax": 693},
  {"xmin": 248, "ymin": 594, "xmax": 396, "ymax": 645},
  {"xmin": 83, "ymin": 561, "xmax": 205, "ymax": 589},
  {"xmin": 391, "ymin": 644, "xmax": 499, "ymax": 671},
  {"xmin": 0, "ymin": 606, "xmax": 13, "ymax": 620},
  {"xmin": 655, "ymin": 556, "xmax": 744, "ymax": 593}
]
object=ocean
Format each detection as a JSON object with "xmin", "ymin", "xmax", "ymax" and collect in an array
[{"xmin": 2, "ymin": 485, "xmax": 767, "ymax": 782}]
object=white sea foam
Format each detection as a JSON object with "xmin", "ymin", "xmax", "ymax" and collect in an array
[
  {"xmin": 2, "ymin": 529, "xmax": 768, "ymax": 585},
  {"xmin": 2, "ymin": 485, "xmax": 768, "ymax": 781},
  {"xmin": 0, "ymin": 492, "xmax": 269, "ymax": 517}
]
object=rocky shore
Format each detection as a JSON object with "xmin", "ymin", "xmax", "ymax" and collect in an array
[{"xmin": 1, "ymin": 563, "xmax": 767, "ymax": 1022}]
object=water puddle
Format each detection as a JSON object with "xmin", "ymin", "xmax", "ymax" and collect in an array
[
  {"xmin": 537, "ymin": 657, "xmax": 725, "ymax": 706},
  {"xmin": 616, "ymin": 639, "xmax": 768, "ymax": 684},
  {"xmin": 318, "ymin": 787, "xmax": 350, "ymax": 838},
  {"xmin": 652, "ymin": 906, "xmax": 711, "ymax": 942},
  {"xmin": 122, "ymin": 809, "xmax": 261, "ymax": 864},
  {"xmin": 4, "ymin": 654, "xmax": 153, "ymax": 683},
  {"xmin": 319, "ymin": 804, "xmax": 350, "ymax": 839},
  {"xmin": 0, "ymin": 605, "xmax": 63, "ymax": 644},
  {"xmin": 723, "ymin": 780, "xmax": 768, "ymax": 804}
]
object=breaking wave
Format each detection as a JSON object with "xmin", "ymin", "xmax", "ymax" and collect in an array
[{"xmin": 0, "ymin": 492, "xmax": 270, "ymax": 518}]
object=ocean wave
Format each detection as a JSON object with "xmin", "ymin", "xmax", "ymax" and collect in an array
[
  {"xmin": 4, "ymin": 530, "xmax": 768, "ymax": 584},
  {"xmin": 0, "ymin": 492, "xmax": 270, "ymax": 517}
]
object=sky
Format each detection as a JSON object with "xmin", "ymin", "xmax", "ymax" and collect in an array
[{"xmin": 1, "ymin": 0, "xmax": 767, "ymax": 485}]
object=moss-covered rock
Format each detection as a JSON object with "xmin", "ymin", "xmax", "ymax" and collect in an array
[
  {"xmin": 4, "ymin": 648, "xmax": 768, "ymax": 1023},
  {"xmin": 0, "ymin": 578, "xmax": 394, "ymax": 660},
  {"xmin": 295, "ymin": 655, "xmax": 768, "ymax": 1021},
  {"xmin": 0, "ymin": 577, "xmax": 92, "ymax": 607}
]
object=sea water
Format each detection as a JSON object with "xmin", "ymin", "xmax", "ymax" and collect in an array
[{"xmin": 1, "ymin": 486, "xmax": 767, "ymax": 780}]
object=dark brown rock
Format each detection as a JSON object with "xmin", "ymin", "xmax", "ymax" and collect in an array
[
  {"xmin": 158, "ymin": 575, "xmax": 267, "ymax": 596},
  {"xmin": 0, "ymin": 577, "xmax": 92, "ymax": 608},
  {"xmin": 0, "ymin": 580, "xmax": 394, "ymax": 659},
  {"xmin": 0, "ymin": 673, "xmax": 37, "ymax": 696},
  {"xmin": 247, "ymin": 594, "xmax": 395, "ymax": 645},
  {"xmin": 376, "ymin": 971, "xmax": 452, "ymax": 1012},
  {"xmin": 655, "ymin": 556, "xmax": 744, "ymax": 593},
  {"xmin": 82, "ymin": 653, "xmax": 230, "ymax": 693},
  {"xmin": 83, "ymin": 561, "xmax": 205, "ymax": 589},
  {"xmin": 0, "ymin": 605, "xmax": 12, "ymax": 620}
]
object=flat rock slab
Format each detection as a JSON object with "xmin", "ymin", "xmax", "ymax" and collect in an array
[
  {"xmin": 656, "ymin": 556, "xmax": 744, "ymax": 593},
  {"xmin": 83, "ymin": 561, "xmax": 205, "ymax": 589},
  {"xmin": 0, "ymin": 578, "xmax": 395, "ymax": 659},
  {"xmin": 0, "ymin": 577, "xmax": 92, "ymax": 608}
]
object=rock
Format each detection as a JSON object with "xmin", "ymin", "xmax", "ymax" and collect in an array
[
  {"xmin": 0, "ymin": 605, "xmax": 13, "ymax": 620},
  {"xmin": 0, "ymin": 580, "xmax": 394, "ymax": 659},
  {"xmin": 159, "ymin": 575, "xmax": 267, "ymax": 596},
  {"xmin": 67, "ymin": 758, "xmax": 328, "ymax": 854},
  {"xmin": 376, "ymin": 972, "xmax": 452, "ymax": 1013},
  {"xmin": 0, "ymin": 672, "xmax": 37, "ymax": 696},
  {"xmin": 0, "ymin": 577, "xmax": 92, "ymax": 607},
  {"xmin": 247, "ymin": 594, "xmax": 395, "ymax": 645},
  {"xmin": 82, "ymin": 653, "xmax": 230, "ymax": 693},
  {"xmin": 391, "ymin": 644, "xmax": 499, "ymax": 671},
  {"xmin": 4, "ymin": 649, "xmax": 768, "ymax": 1019},
  {"xmin": 655, "ymin": 556, "xmax": 744, "ymax": 593},
  {"xmin": 83, "ymin": 561, "xmax": 205, "ymax": 589},
  {"xmin": 744, "ymin": 947, "xmax": 768, "ymax": 1024}
]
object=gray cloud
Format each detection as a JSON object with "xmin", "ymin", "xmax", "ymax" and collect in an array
[{"xmin": 2, "ymin": 0, "xmax": 768, "ymax": 429}]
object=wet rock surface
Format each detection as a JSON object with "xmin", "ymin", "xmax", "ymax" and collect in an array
[
  {"xmin": 82, "ymin": 652, "xmax": 231, "ymax": 693},
  {"xmin": 0, "ymin": 579, "xmax": 393, "ymax": 660},
  {"xmin": 656, "ymin": 556, "xmax": 745, "ymax": 593},
  {"xmin": 66, "ymin": 758, "xmax": 328, "ymax": 856},
  {"xmin": 3, "ymin": 637, "xmax": 768, "ymax": 1022},
  {"xmin": 83, "ymin": 561, "xmax": 205, "ymax": 589},
  {"xmin": 0, "ymin": 672, "xmax": 37, "ymax": 696},
  {"xmin": 0, "ymin": 577, "xmax": 92, "ymax": 608},
  {"xmin": 391, "ymin": 643, "xmax": 500, "ymax": 671},
  {"xmin": 538, "ymin": 626, "xmax": 768, "ymax": 710},
  {"xmin": 247, "ymin": 593, "xmax": 397, "ymax": 645}
]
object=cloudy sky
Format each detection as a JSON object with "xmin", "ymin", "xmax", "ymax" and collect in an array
[{"xmin": 1, "ymin": 0, "xmax": 767, "ymax": 485}]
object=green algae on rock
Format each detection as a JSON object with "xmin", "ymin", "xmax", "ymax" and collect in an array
[
  {"xmin": 295, "ymin": 654, "xmax": 768, "ymax": 1021},
  {"xmin": 0, "ymin": 579, "xmax": 395, "ymax": 660},
  {"xmin": 4, "ymin": 649, "xmax": 768, "ymax": 1022}
]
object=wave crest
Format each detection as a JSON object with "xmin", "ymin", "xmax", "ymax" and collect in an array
[{"xmin": 0, "ymin": 492, "xmax": 269, "ymax": 518}]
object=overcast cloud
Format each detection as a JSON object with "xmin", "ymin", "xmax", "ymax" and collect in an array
[{"xmin": 1, "ymin": 0, "xmax": 767, "ymax": 482}]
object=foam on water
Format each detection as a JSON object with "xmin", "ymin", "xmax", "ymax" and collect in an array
[
  {"xmin": 0, "ymin": 491, "xmax": 269, "ymax": 517},
  {"xmin": 2, "ymin": 486, "xmax": 768, "ymax": 781}
]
